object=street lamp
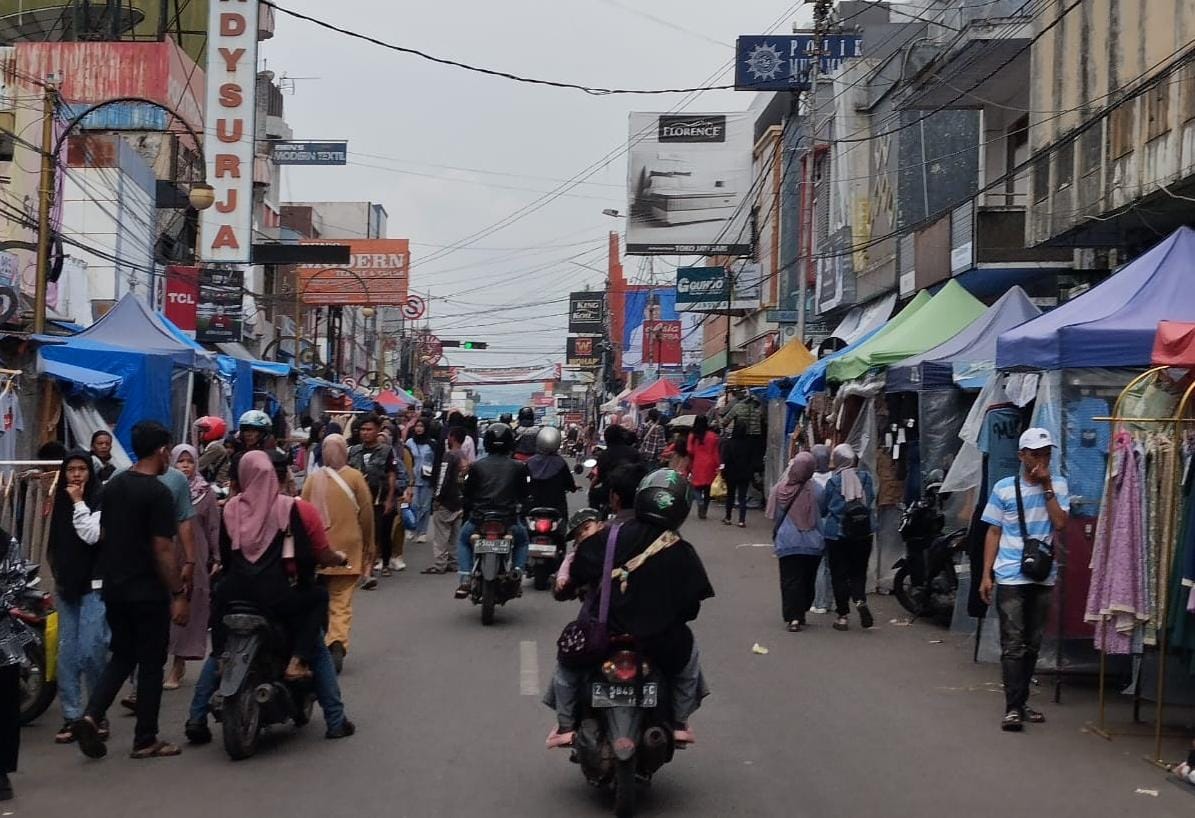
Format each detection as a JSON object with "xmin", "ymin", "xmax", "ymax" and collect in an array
[
  {"xmin": 601, "ymin": 209, "xmax": 622, "ymax": 218},
  {"xmin": 187, "ymin": 182, "xmax": 216, "ymax": 211}
]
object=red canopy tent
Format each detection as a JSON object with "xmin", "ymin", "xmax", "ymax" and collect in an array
[
  {"xmin": 632, "ymin": 378, "xmax": 682, "ymax": 406},
  {"xmin": 1152, "ymin": 320, "xmax": 1195, "ymax": 366},
  {"xmin": 374, "ymin": 389, "xmax": 415, "ymax": 413}
]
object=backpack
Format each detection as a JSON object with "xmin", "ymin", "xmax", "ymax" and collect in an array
[{"xmin": 841, "ymin": 499, "xmax": 872, "ymax": 540}]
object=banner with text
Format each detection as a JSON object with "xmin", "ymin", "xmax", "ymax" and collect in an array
[
  {"xmin": 453, "ymin": 364, "xmax": 561, "ymax": 385},
  {"xmin": 642, "ymin": 319, "xmax": 682, "ymax": 366},
  {"xmin": 566, "ymin": 336, "xmax": 601, "ymax": 369},
  {"xmin": 197, "ymin": 266, "xmax": 243, "ymax": 343},
  {"xmin": 270, "ymin": 140, "xmax": 348, "ymax": 165},
  {"xmin": 568, "ymin": 291, "xmax": 605, "ymax": 334},
  {"xmin": 735, "ymin": 34, "xmax": 863, "ymax": 91},
  {"xmin": 299, "ymin": 239, "xmax": 410, "ymax": 306},
  {"xmin": 164, "ymin": 265, "xmax": 200, "ymax": 333}
]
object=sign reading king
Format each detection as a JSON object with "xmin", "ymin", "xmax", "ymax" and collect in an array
[{"xmin": 199, "ymin": 0, "xmax": 260, "ymax": 264}]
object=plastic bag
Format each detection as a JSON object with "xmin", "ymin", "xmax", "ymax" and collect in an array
[{"xmin": 710, "ymin": 473, "xmax": 728, "ymax": 500}]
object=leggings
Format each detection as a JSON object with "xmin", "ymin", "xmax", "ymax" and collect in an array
[{"xmin": 724, "ymin": 479, "xmax": 749, "ymax": 523}]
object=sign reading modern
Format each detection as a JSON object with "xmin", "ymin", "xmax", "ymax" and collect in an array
[
  {"xmin": 568, "ymin": 291, "xmax": 605, "ymax": 335},
  {"xmin": 271, "ymin": 140, "xmax": 348, "ymax": 166},
  {"xmin": 735, "ymin": 34, "xmax": 863, "ymax": 91}
]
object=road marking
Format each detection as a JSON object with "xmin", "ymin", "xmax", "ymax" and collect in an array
[
  {"xmin": 519, "ymin": 640, "xmax": 540, "ymax": 696},
  {"xmin": 735, "ymin": 543, "xmax": 773, "ymax": 549}
]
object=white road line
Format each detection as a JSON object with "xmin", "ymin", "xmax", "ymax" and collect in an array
[{"xmin": 519, "ymin": 640, "xmax": 540, "ymax": 696}]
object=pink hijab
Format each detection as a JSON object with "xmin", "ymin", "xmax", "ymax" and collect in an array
[
  {"xmin": 767, "ymin": 451, "xmax": 818, "ymax": 531},
  {"xmin": 223, "ymin": 450, "xmax": 294, "ymax": 563}
]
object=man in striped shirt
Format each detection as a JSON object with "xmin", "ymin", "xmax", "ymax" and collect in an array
[{"xmin": 979, "ymin": 427, "xmax": 1070, "ymax": 733}]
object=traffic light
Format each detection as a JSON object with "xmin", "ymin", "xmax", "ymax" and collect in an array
[{"xmin": 461, "ymin": 341, "xmax": 487, "ymax": 350}]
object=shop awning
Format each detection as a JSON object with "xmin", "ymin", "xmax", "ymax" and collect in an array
[
  {"xmin": 998, "ymin": 226, "xmax": 1195, "ymax": 370},
  {"xmin": 632, "ymin": 378, "xmax": 682, "ymax": 406},
  {"xmin": 57, "ymin": 293, "xmax": 216, "ymax": 372},
  {"xmin": 828, "ymin": 292, "xmax": 898, "ymax": 344},
  {"xmin": 37, "ymin": 357, "xmax": 123, "ymax": 400},
  {"xmin": 827, "ymin": 281, "xmax": 985, "ymax": 383},
  {"xmin": 215, "ymin": 342, "xmax": 292, "ymax": 377},
  {"xmin": 786, "ymin": 326, "xmax": 883, "ymax": 409},
  {"xmin": 691, "ymin": 383, "xmax": 724, "ymax": 400},
  {"xmin": 727, "ymin": 339, "xmax": 817, "ymax": 387},
  {"xmin": 1152, "ymin": 320, "xmax": 1195, "ymax": 366}
]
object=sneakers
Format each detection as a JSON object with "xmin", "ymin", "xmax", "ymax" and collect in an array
[
  {"xmin": 832, "ymin": 617, "xmax": 849, "ymax": 631},
  {"xmin": 810, "ymin": 606, "xmax": 829, "ymax": 615},
  {"xmin": 857, "ymin": 601, "xmax": 874, "ymax": 629},
  {"xmin": 184, "ymin": 718, "xmax": 212, "ymax": 745},
  {"xmin": 325, "ymin": 718, "xmax": 356, "ymax": 740},
  {"xmin": 454, "ymin": 583, "xmax": 470, "ymax": 600},
  {"xmin": 1023, "ymin": 706, "xmax": 1046, "ymax": 724},
  {"xmin": 360, "ymin": 575, "xmax": 378, "ymax": 590},
  {"xmin": 1001, "ymin": 709, "xmax": 1024, "ymax": 732},
  {"xmin": 394, "ymin": 557, "xmax": 407, "ymax": 572},
  {"xmin": 415, "ymin": 534, "xmax": 428, "ymax": 544}
]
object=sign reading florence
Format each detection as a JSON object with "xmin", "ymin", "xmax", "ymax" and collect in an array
[{"xmin": 200, "ymin": 0, "xmax": 259, "ymax": 264}]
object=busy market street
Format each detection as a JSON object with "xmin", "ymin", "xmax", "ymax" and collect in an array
[{"xmin": 12, "ymin": 508, "xmax": 1192, "ymax": 818}]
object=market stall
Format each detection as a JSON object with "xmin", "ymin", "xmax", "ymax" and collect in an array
[{"xmin": 726, "ymin": 339, "xmax": 816, "ymax": 388}]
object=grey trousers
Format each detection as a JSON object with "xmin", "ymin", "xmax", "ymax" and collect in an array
[{"xmin": 429, "ymin": 505, "xmax": 462, "ymax": 571}]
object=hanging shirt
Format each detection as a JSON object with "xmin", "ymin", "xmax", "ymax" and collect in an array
[
  {"xmin": 978, "ymin": 405, "xmax": 1021, "ymax": 491},
  {"xmin": 0, "ymin": 390, "xmax": 24, "ymax": 462},
  {"xmin": 1063, "ymin": 396, "xmax": 1110, "ymax": 515}
]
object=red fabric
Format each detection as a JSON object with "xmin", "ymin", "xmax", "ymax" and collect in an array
[
  {"xmin": 687, "ymin": 431, "xmax": 722, "ymax": 487},
  {"xmin": 633, "ymin": 379, "xmax": 682, "ymax": 406},
  {"xmin": 1151, "ymin": 320, "xmax": 1195, "ymax": 366},
  {"xmin": 295, "ymin": 499, "xmax": 332, "ymax": 556}
]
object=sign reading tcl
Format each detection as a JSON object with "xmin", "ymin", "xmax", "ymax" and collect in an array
[
  {"xmin": 164, "ymin": 265, "xmax": 200, "ymax": 332},
  {"xmin": 199, "ymin": 0, "xmax": 259, "ymax": 264}
]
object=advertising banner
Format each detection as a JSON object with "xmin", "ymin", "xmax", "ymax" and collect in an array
[
  {"xmin": 453, "ymin": 364, "xmax": 561, "ymax": 385},
  {"xmin": 735, "ymin": 34, "xmax": 863, "ymax": 91},
  {"xmin": 200, "ymin": 0, "xmax": 259, "ymax": 264},
  {"xmin": 566, "ymin": 336, "xmax": 601, "ymax": 369},
  {"xmin": 626, "ymin": 112, "xmax": 754, "ymax": 256},
  {"xmin": 642, "ymin": 319, "xmax": 682, "ymax": 366},
  {"xmin": 299, "ymin": 239, "xmax": 410, "ymax": 306},
  {"xmin": 270, "ymin": 140, "xmax": 348, "ymax": 166},
  {"xmin": 621, "ymin": 286, "xmax": 701, "ymax": 371},
  {"xmin": 568, "ymin": 291, "xmax": 605, "ymax": 334},
  {"xmin": 196, "ymin": 266, "xmax": 243, "ymax": 343},
  {"xmin": 164, "ymin": 265, "xmax": 200, "ymax": 332},
  {"xmin": 675, "ymin": 264, "xmax": 761, "ymax": 312}
]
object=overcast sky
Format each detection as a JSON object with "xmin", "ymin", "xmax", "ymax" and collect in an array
[{"xmin": 264, "ymin": 0, "xmax": 815, "ymax": 402}]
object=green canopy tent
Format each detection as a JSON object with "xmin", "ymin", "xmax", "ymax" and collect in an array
[{"xmin": 827, "ymin": 280, "xmax": 986, "ymax": 383}]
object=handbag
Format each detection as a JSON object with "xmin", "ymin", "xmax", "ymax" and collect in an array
[
  {"xmin": 1014, "ymin": 477, "xmax": 1054, "ymax": 582},
  {"xmin": 556, "ymin": 522, "xmax": 621, "ymax": 668}
]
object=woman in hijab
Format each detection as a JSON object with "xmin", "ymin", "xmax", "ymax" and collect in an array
[
  {"xmin": 46, "ymin": 450, "xmax": 109, "ymax": 743},
  {"xmin": 219, "ymin": 451, "xmax": 348, "ymax": 681},
  {"xmin": 768, "ymin": 452, "xmax": 825, "ymax": 632},
  {"xmin": 820, "ymin": 443, "xmax": 877, "ymax": 631},
  {"xmin": 301, "ymin": 433, "xmax": 373, "ymax": 672},
  {"xmin": 164, "ymin": 445, "xmax": 220, "ymax": 690},
  {"xmin": 810, "ymin": 444, "xmax": 835, "ymax": 615},
  {"xmin": 405, "ymin": 418, "xmax": 436, "ymax": 543}
]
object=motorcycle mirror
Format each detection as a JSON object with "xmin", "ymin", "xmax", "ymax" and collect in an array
[{"xmin": 582, "ymin": 458, "xmax": 597, "ymax": 469}]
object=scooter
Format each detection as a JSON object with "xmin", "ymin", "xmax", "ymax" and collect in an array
[
  {"xmin": 892, "ymin": 477, "xmax": 967, "ymax": 623},
  {"xmin": 0, "ymin": 539, "xmax": 58, "ymax": 726},
  {"xmin": 526, "ymin": 507, "xmax": 565, "ymax": 592},
  {"xmin": 468, "ymin": 512, "xmax": 522, "ymax": 625}
]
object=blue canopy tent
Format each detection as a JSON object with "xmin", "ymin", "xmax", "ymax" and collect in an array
[
  {"xmin": 37, "ymin": 357, "xmax": 123, "ymax": 400},
  {"xmin": 997, "ymin": 226, "xmax": 1195, "ymax": 369},
  {"xmin": 786, "ymin": 326, "xmax": 884, "ymax": 410}
]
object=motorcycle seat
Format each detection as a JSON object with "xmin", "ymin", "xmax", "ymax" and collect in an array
[{"xmin": 527, "ymin": 508, "xmax": 563, "ymax": 520}]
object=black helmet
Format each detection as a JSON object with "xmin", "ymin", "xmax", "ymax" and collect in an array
[
  {"xmin": 517, "ymin": 406, "xmax": 536, "ymax": 426},
  {"xmin": 634, "ymin": 468, "xmax": 692, "ymax": 530},
  {"xmin": 483, "ymin": 422, "xmax": 515, "ymax": 454},
  {"xmin": 566, "ymin": 507, "xmax": 604, "ymax": 540},
  {"xmin": 499, "ymin": 412, "xmax": 514, "ymax": 425}
]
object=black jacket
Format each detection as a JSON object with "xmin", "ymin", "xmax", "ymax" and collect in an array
[
  {"xmin": 47, "ymin": 450, "xmax": 102, "ymax": 603},
  {"xmin": 527, "ymin": 453, "xmax": 576, "ymax": 517},
  {"xmin": 462, "ymin": 454, "xmax": 532, "ymax": 522}
]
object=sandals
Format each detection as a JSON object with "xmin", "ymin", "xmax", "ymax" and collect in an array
[
  {"xmin": 1023, "ymin": 706, "xmax": 1046, "ymax": 724},
  {"xmin": 1001, "ymin": 710, "xmax": 1024, "ymax": 732},
  {"xmin": 129, "ymin": 740, "xmax": 181, "ymax": 759},
  {"xmin": 284, "ymin": 658, "xmax": 314, "ymax": 682},
  {"xmin": 454, "ymin": 584, "xmax": 471, "ymax": 600},
  {"xmin": 162, "ymin": 678, "xmax": 181, "ymax": 691},
  {"xmin": 673, "ymin": 725, "xmax": 696, "ymax": 746},
  {"xmin": 360, "ymin": 576, "xmax": 378, "ymax": 591},
  {"xmin": 55, "ymin": 722, "xmax": 76, "ymax": 744},
  {"xmin": 546, "ymin": 726, "xmax": 575, "ymax": 749},
  {"xmin": 420, "ymin": 566, "xmax": 447, "ymax": 574},
  {"xmin": 737, "ymin": 521, "xmax": 746, "ymax": 528},
  {"xmin": 71, "ymin": 716, "xmax": 107, "ymax": 759},
  {"xmin": 786, "ymin": 621, "xmax": 802, "ymax": 633},
  {"xmin": 380, "ymin": 566, "xmax": 393, "ymax": 578},
  {"xmin": 833, "ymin": 617, "xmax": 850, "ymax": 631}
]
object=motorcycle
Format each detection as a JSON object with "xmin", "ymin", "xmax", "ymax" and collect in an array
[
  {"xmin": 211, "ymin": 601, "xmax": 316, "ymax": 760},
  {"xmin": 526, "ymin": 507, "xmax": 565, "ymax": 592},
  {"xmin": 467, "ymin": 512, "xmax": 522, "ymax": 625},
  {"xmin": 0, "ymin": 540, "xmax": 58, "ymax": 726},
  {"xmin": 892, "ymin": 483, "xmax": 967, "ymax": 623},
  {"xmin": 570, "ymin": 636, "xmax": 677, "ymax": 818}
]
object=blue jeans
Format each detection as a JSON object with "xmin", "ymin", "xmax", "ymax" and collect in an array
[
  {"xmin": 188, "ymin": 635, "xmax": 346, "ymax": 730},
  {"xmin": 56, "ymin": 592, "xmax": 110, "ymax": 721},
  {"xmin": 457, "ymin": 520, "xmax": 529, "ymax": 583},
  {"xmin": 412, "ymin": 485, "xmax": 433, "ymax": 535}
]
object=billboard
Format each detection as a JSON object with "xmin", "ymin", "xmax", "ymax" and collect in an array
[
  {"xmin": 734, "ymin": 34, "xmax": 863, "ymax": 91},
  {"xmin": 164, "ymin": 265, "xmax": 200, "ymax": 333},
  {"xmin": 453, "ymin": 364, "xmax": 561, "ymax": 385},
  {"xmin": 271, "ymin": 140, "xmax": 349, "ymax": 166},
  {"xmin": 675, "ymin": 264, "xmax": 763, "ymax": 312},
  {"xmin": 200, "ymin": 0, "xmax": 259, "ymax": 263},
  {"xmin": 566, "ymin": 336, "xmax": 601, "ymax": 369},
  {"xmin": 568, "ymin": 291, "xmax": 605, "ymax": 334},
  {"xmin": 626, "ymin": 112, "xmax": 754, "ymax": 256},
  {"xmin": 299, "ymin": 239, "xmax": 411, "ymax": 306},
  {"xmin": 196, "ymin": 266, "xmax": 243, "ymax": 343},
  {"xmin": 642, "ymin": 320, "xmax": 682, "ymax": 366},
  {"xmin": 621, "ymin": 286, "xmax": 701, "ymax": 372}
]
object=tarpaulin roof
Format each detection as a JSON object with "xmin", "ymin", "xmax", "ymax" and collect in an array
[
  {"xmin": 828, "ymin": 292, "xmax": 898, "ymax": 344},
  {"xmin": 827, "ymin": 282, "xmax": 985, "ymax": 383},
  {"xmin": 37, "ymin": 357, "xmax": 123, "ymax": 400},
  {"xmin": 67, "ymin": 293, "xmax": 216, "ymax": 372},
  {"xmin": 786, "ymin": 326, "xmax": 884, "ymax": 409},
  {"xmin": 997, "ymin": 226, "xmax": 1195, "ymax": 370},
  {"xmin": 375, "ymin": 389, "xmax": 416, "ymax": 412},
  {"xmin": 727, "ymin": 339, "xmax": 817, "ymax": 387},
  {"xmin": 1152, "ymin": 320, "xmax": 1195, "ymax": 366},
  {"xmin": 216, "ymin": 342, "xmax": 292, "ymax": 377},
  {"xmin": 691, "ymin": 383, "xmax": 724, "ymax": 400},
  {"xmin": 822, "ymin": 290, "xmax": 932, "ymax": 384},
  {"xmin": 632, "ymin": 378, "xmax": 683, "ymax": 406},
  {"xmin": 886, "ymin": 286, "xmax": 1041, "ymax": 392}
]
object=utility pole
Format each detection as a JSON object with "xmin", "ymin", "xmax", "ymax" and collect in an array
[
  {"xmin": 798, "ymin": 0, "xmax": 832, "ymax": 345},
  {"xmin": 33, "ymin": 84, "xmax": 58, "ymax": 335}
]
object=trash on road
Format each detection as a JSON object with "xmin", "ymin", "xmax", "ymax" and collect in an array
[
  {"xmin": 928, "ymin": 639, "xmax": 944, "ymax": 644},
  {"xmin": 1135, "ymin": 788, "xmax": 1159, "ymax": 797},
  {"xmin": 751, "ymin": 642, "xmax": 769, "ymax": 655},
  {"xmin": 890, "ymin": 618, "xmax": 912, "ymax": 626}
]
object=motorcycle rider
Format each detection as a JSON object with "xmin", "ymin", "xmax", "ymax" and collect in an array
[
  {"xmin": 235, "ymin": 409, "xmax": 275, "ymax": 454},
  {"xmin": 587, "ymin": 425, "xmax": 643, "ymax": 512},
  {"xmin": 527, "ymin": 427, "xmax": 578, "ymax": 522},
  {"xmin": 455, "ymin": 423, "xmax": 532, "ymax": 599},
  {"xmin": 512, "ymin": 406, "xmax": 542, "ymax": 463}
]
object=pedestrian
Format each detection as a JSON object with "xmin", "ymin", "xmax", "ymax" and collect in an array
[
  {"xmin": 46, "ymin": 450, "xmax": 109, "ymax": 744},
  {"xmin": 638, "ymin": 408, "xmax": 667, "ymax": 467},
  {"xmin": 720, "ymin": 421, "xmax": 754, "ymax": 528},
  {"xmin": 422, "ymin": 427, "xmax": 466, "ymax": 574},
  {"xmin": 164, "ymin": 445, "xmax": 218, "ymax": 690},
  {"xmin": 686, "ymin": 416, "xmax": 721, "ymax": 520},
  {"xmin": 406, "ymin": 417, "xmax": 436, "ymax": 544},
  {"xmin": 1, "ymin": 531, "xmax": 21, "ymax": 800},
  {"xmin": 809, "ymin": 444, "xmax": 835, "ymax": 614},
  {"xmin": 663, "ymin": 428, "xmax": 689, "ymax": 472},
  {"xmin": 978, "ymin": 428, "xmax": 1069, "ymax": 732},
  {"xmin": 71, "ymin": 421, "xmax": 189, "ymax": 760},
  {"xmin": 767, "ymin": 452, "xmax": 825, "ymax": 632},
  {"xmin": 821, "ymin": 443, "xmax": 877, "ymax": 631},
  {"xmin": 89, "ymin": 431, "xmax": 116, "ymax": 483},
  {"xmin": 722, "ymin": 388, "xmax": 766, "ymax": 472},
  {"xmin": 348, "ymin": 415, "xmax": 402, "ymax": 583},
  {"xmin": 302, "ymin": 433, "xmax": 373, "ymax": 673}
]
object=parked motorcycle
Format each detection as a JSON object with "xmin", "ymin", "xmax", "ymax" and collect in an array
[
  {"xmin": 0, "ymin": 539, "xmax": 58, "ymax": 726},
  {"xmin": 526, "ymin": 507, "xmax": 565, "ymax": 592},
  {"xmin": 467, "ymin": 511, "xmax": 522, "ymax": 625},
  {"xmin": 892, "ymin": 475, "xmax": 967, "ymax": 623},
  {"xmin": 570, "ymin": 635, "xmax": 677, "ymax": 818},
  {"xmin": 211, "ymin": 601, "xmax": 315, "ymax": 760}
]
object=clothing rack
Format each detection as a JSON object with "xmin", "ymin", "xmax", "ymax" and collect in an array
[
  {"xmin": 0, "ymin": 460, "xmax": 64, "ymax": 568},
  {"xmin": 1089, "ymin": 366, "xmax": 1195, "ymax": 768}
]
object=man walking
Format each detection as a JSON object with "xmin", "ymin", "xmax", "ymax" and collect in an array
[
  {"xmin": 422, "ymin": 428, "xmax": 466, "ymax": 574},
  {"xmin": 638, "ymin": 408, "xmax": 667, "ymax": 467},
  {"xmin": 72, "ymin": 421, "xmax": 189, "ymax": 759},
  {"xmin": 349, "ymin": 415, "xmax": 404, "ymax": 584},
  {"xmin": 979, "ymin": 428, "xmax": 1069, "ymax": 732}
]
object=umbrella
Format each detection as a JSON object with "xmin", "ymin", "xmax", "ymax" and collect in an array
[{"xmin": 668, "ymin": 414, "xmax": 697, "ymax": 428}]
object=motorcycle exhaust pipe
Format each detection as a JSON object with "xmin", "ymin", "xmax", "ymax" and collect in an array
[
  {"xmin": 253, "ymin": 683, "xmax": 277, "ymax": 705},
  {"xmin": 643, "ymin": 726, "xmax": 668, "ymax": 749}
]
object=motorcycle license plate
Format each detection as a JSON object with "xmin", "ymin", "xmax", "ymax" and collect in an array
[
  {"xmin": 529, "ymin": 543, "xmax": 557, "ymax": 557},
  {"xmin": 474, "ymin": 538, "xmax": 512, "ymax": 555},
  {"xmin": 591, "ymin": 682, "xmax": 657, "ymax": 709}
]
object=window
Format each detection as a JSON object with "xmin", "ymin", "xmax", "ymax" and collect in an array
[
  {"xmin": 1182, "ymin": 63, "xmax": 1195, "ymax": 123},
  {"xmin": 1033, "ymin": 152, "xmax": 1050, "ymax": 203},
  {"xmin": 1055, "ymin": 140, "xmax": 1074, "ymax": 190},
  {"xmin": 1146, "ymin": 82, "xmax": 1171, "ymax": 141},
  {"xmin": 1109, "ymin": 103, "xmax": 1135, "ymax": 158}
]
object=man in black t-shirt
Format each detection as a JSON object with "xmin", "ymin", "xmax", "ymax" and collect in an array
[
  {"xmin": 423, "ymin": 427, "xmax": 466, "ymax": 574},
  {"xmin": 72, "ymin": 421, "xmax": 189, "ymax": 760},
  {"xmin": 348, "ymin": 415, "xmax": 408, "ymax": 583}
]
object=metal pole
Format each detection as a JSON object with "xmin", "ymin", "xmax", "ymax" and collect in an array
[
  {"xmin": 723, "ymin": 267, "xmax": 734, "ymax": 385},
  {"xmin": 799, "ymin": 0, "xmax": 831, "ymax": 345},
  {"xmin": 34, "ymin": 85, "xmax": 57, "ymax": 335},
  {"xmin": 294, "ymin": 268, "xmax": 303, "ymax": 368}
]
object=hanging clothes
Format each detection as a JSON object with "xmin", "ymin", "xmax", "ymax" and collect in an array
[{"xmin": 1085, "ymin": 431, "xmax": 1150, "ymax": 654}]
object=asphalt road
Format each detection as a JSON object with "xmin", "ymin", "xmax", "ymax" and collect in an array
[{"xmin": 10, "ymin": 509, "xmax": 1194, "ymax": 817}]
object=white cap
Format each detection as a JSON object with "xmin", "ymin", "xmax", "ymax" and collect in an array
[{"xmin": 1018, "ymin": 427, "xmax": 1055, "ymax": 451}]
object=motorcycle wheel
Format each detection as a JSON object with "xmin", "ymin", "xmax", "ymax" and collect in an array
[
  {"xmin": 892, "ymin": 567, "xmax": 923, "ymax": 616},
  {"xmin": 613, "ymin": 758, "xmax": 636, "ymax": 818},
  {"xmin": 480, "ymin": 580, "xmax": 496, "ymax": 626},
  {"xmin": 532, "ymin": 562, "xmax": 551, "ymax": 592},
  {"xmin": 18, "ymin": 637, "xmax": 56, "ymax": 726},
  {"xmin": 222, "ymin": 689, "xmax": 261, "ymax": 761}
]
